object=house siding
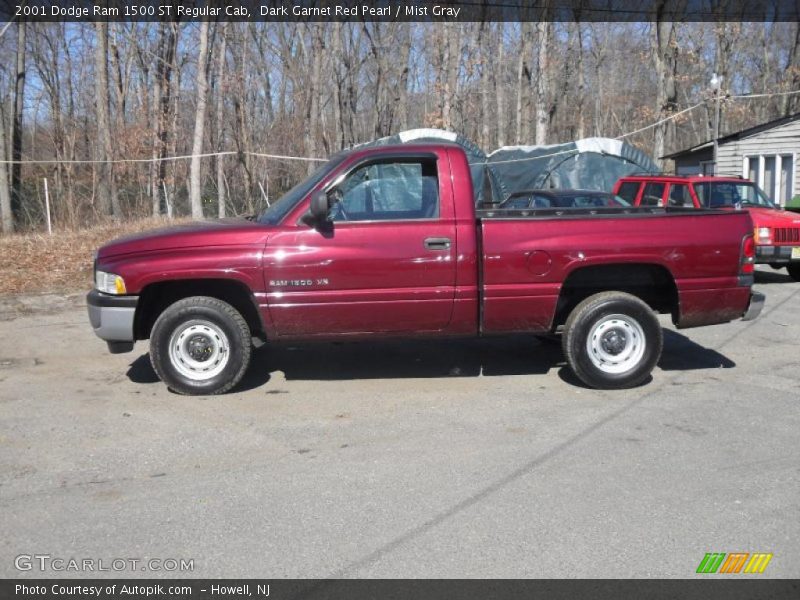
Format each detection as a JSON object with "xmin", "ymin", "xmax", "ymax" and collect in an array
[
  {"xmin": 717, "ymin": 118, "xmax": 800, "ymax": 204},
  {"xmin": 673, "ymin": 147, "xmax": 713, "ymax": 174}
]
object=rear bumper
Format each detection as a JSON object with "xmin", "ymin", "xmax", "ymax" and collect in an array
[
  {"xmin": 755, "ymin": 245, "xmax": 799, "ymax": 264},
  {"xmin": 86, "ymin": 290, "xmax": 138, "ymax": 353},
  {"xmin": 742, "ymin": 291, "xmax": 765, "ymax": 322}
]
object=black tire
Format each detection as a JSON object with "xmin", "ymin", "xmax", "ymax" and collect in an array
[
  {"xmin": 787, "ymin": 263, "xmax": 800, "ymax": 282},
  {"xmin": 561, "ymin": 291, "xmax": 662, "ymax": 390},
  {"xmin": 769, "ymin": 263, "xmax": 783, "ymax": 270},
  {"xmin": 149, "ymin": 296, "xmax": 252, "ymax": 395}
]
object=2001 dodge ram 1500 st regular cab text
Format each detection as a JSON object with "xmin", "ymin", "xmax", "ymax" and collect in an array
[{"xmin": 87, "ymin": 144, "xmax": 764, "ymax": 395}]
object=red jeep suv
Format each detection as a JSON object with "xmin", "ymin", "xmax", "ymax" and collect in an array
[{"xmin": 613, "ymin": 174, "xmax": 800, "ymax": 281}]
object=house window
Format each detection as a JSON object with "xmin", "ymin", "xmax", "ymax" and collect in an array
[
  {"xmin": 746, "ymin": 154, "xmax": 795, "ymax": 206},
  {"xmin": 780, "ymin": 155, "xmax": 794, "ymax": 206},
  {"xmin": 700, "ymin": 160, "xmax": 715, "ymax": 175}
]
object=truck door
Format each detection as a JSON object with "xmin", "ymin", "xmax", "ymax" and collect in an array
[{"xmin": 263, "ymin": 154, "xmax": 457, "ymax": 336}]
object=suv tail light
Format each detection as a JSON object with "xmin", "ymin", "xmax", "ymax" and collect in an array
[{"xmin": 740, "ymin": 234, "xmax": 755, "ymax": 275}]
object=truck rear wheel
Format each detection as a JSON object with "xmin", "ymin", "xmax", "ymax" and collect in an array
[
  {"xmin": 787, "ymin": 263, "xmax": 800, "ymax": 282},
  {"xmin": 562, "ymin": 292, "xmax": 662, "ymax": 390},
  {"xmin": 149, "ymin": 296, "xmax": 252, "ymax": 395}
]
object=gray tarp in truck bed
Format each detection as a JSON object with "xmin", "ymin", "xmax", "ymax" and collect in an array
[{"xmin": 361, "ymin": 128, "xmax": 659, "ymax": 205}]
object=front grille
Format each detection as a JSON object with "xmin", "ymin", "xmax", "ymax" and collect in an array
[{"xmin": 773, "ymin": 227, "xmax": 800, "ymax": 244}]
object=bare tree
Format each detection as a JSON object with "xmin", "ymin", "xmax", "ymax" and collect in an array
[
  {"xmin": 0, "ymin": 106, "xmax": 12, "ymax": 233},
  {"xmin": 4, "ymin": 19, "xmax": 800, "ymax": 234},
  {"xmin": 151, "ymin": 22, "xmax": 178, "ymax": 216},
  {"xmin": 216, "ymin": 22, "xmax": 228, "ymax": 218},
  {"xmin": 94, "ymin": 21, "xmax": 119, "ymax": 217},
  {"xmin": 652, "ymin": 3, "xmax": 681, "ymax": 166},
  {"xmin": 534, "ymin": 20, "xmax": 553, "ymax": 145},
  {"xmin": 10, "ymin": 21, "xmax": 26, "ymax": 224},
  {"xmin": 189, "ymin": 21, "xmax": 210, "ymax": 219},
  {"xmin": 495, "ymin": 24, "xmax": 506, "ymax": 147},
  {"xmin": 781, "ymin": 21, "xmax": 800, "ymax": 115},
  {"xmin": 515, "ymin": 25, "xmax": 531, "ymax": 144}
]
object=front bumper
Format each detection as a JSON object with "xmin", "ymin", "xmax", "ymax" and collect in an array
[
  {"xmin": 742, "ymin": 291, "xmax": 765, "ymax": 322},
  {"xmin": 755, "ymin": 245, "xmax": 800, "ymax": 264},
  {"xmin": 86, "ymin": 290, "xmax": 138, "ymax": 353}
]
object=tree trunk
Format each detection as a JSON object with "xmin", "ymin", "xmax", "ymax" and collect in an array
[
  {"xmin": 151, "ymin": 22, "xmax": 178, "ymax": 216},
  {"xmin": 397, "ymin": 23, "xmax": 412, "ymax": 132},
  {"xmin": 0, "ymin": 107, "xmax": 12, "ymax": 234},
  {"xmin": 11, "ymin": 21, "xmax": 26, "ymax": 225},
  {"xmin": 652, "ymin": 8, "xmax": 679, "ymax": 168},
  {"xmin": 189, "ymin": 21, "xmax": 210, "ymax": 219},
  {"xmin": 534, "ymin": 21, "xmax": 552, "ymax": 145},
  {"xmin": 781, "ymin": 22, "xmax": 800, "ymax": 115},
  {"xmin": 305, "ymin": 25, "xmax": 324, "ymax": 173},
  {"xmin": 495, "ymin": 24, "xmax": 506, "ymax": 147},
  {"xmin": 94, "ymin": 21, "xmax": 119, "ymax": 217},
  {"xmin": 478, "ymin": 22, "xmax": 491, "ymax": 149},
  {"xmin": 216, "ymin": 23, "xmax": 228, "ymax": 218},
  {"xmin": 574, "ymin": 22, "xmax": 586, "ymax": 139},
  {"xmin": 232, "ymin": 24, "xmax": 255, "ymax": 211},
  {"xmin": 441, "ymin": 24, "xmax": 459, "ymax": 130},
  {"xmin": 331, "ymin": 22, "xmax": 344, "ymax": 150},
  {"xmin": 515, "ymin": 27, "xmax": 530, "ymax": 144}
]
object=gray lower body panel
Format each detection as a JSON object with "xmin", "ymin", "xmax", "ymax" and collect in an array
[{"xmin": 86, "ymin": 291, "xmax": 138, "ymax": 350}]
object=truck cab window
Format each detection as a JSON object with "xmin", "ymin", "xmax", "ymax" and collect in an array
[
  {"xmin": 330, "ymin": 160, "xmax": 439, "ymax": 222},
  {"xmin": 616, "ymin": 182, "xmax": 640, "ymax": 204},
  {"xmin": 640, "ymin": 182, "xmax": 665, "ymax": 207}
]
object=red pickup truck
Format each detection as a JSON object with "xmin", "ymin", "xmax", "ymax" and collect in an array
[
  {"xmin": 613, "ymin": 174, "xmax": 800, "ymax": 281},
  {"xmin": 88, "ymin": 144, "xmax": 763, "ymax": 395}
]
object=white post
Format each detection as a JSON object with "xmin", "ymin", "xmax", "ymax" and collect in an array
[
  {"xmin": 163, "ymin": 181, "xmax": 172, "ymax": 218},
  {"xmin": 258, "ymin": 181, "xmax": 270, "ymax": 207},
  {"xmin": 43, "ymin": 178, "xmax": 52, "ymax": 235}
]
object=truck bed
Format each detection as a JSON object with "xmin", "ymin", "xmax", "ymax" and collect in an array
[{"xmin": 477, "ymin": 206, "xmax": 754, "ymax": 333}]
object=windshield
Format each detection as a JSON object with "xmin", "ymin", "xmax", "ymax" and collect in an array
[
  {"xmin": 692, "ymin": 181, "xmax": 776, "ymax": 209},
  {"xmin": 258, "ymin": 153, "xmax": 348, "ymax": 225}
]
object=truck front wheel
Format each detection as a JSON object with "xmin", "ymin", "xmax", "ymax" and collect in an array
[
  {"xmin": 787, "ymin": 263, "xmax": 800, "ymax": 282},
  {"xmin": 562, "ymin": 292, "xmax": 662, "ymax": 390},
  {"xmin": 149, "ymin": 296, "xmax": 252, "ymax": 395}
]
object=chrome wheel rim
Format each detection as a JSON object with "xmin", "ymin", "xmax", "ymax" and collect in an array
[
  {"xmin": 586, "ymin": 314, "xmax": 645, "ymax": 374},
  {"xmin": 168, "ymin": 320, "xmax": 230, "ymax": 381}
]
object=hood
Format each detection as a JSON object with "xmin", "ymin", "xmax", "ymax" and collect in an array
[
  {"xmin": 97, "ymin": 218, "xmax": 274, "ymax": 259},
  {"xmin": 746, "ymin": 206, "xmax": 800, "ymax": 226}
]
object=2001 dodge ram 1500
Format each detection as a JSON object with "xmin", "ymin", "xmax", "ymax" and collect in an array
[{"xmin": 87, "ymin": 143, "xmax": 764, "ymax": 394}]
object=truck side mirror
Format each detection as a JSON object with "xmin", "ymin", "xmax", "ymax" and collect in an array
[{"xmin": 309, "ymin": 190, "xmax": 331, "ymax": 222}]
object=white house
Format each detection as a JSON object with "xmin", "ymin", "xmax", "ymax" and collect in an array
[{"xmin": 663, "ymin": 112, "xmax": 800, "ymax": 206}]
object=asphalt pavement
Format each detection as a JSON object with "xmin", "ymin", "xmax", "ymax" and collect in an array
[{"xmin": 1, "ymin": 266, "xmax": 798, "ymax": 578}]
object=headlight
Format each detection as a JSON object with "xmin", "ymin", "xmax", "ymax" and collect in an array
[
  {"xmin": 755, "ymin": 227, "xmax": 771, "ymax": 244},
  {"xmin": 95, "ymin": 270, "xmax": 126, "ymax": 295}
]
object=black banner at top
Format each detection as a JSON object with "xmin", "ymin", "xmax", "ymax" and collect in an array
[{"xmin": 2, "ymin": 0, "xmax": 800, "ymax": 23}]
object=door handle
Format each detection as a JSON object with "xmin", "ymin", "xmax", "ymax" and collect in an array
[{"xmin": 424, "ymin": 237, "xmax": 451, "ymax": 250}]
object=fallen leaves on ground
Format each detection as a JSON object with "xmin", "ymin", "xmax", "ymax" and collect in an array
[{"xmin": 0, "ymin": 217, "xmax": 191, "ymax": 295}]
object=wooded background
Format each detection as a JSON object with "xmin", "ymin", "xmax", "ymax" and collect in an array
[{"xmin": 1, "ymin": 19, "xmax": 799, "ymax": 233}]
